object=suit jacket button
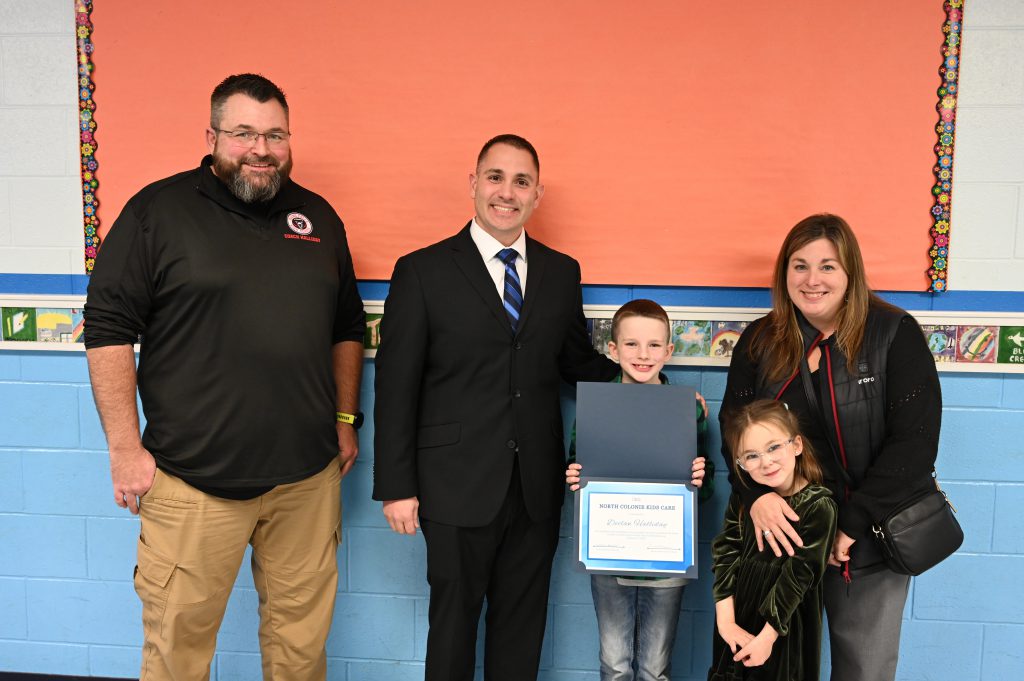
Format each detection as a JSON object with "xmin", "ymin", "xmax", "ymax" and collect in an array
[
  {"xmin": 506, "ymin": 439, "xmax": 517, "ymax": 449},
  {"xmin": 514, "ymin": 342, "xmax": 522, "ymax": 350},
  {"xmin": 513, "ymin": 389, "xmax": 521, "ymax": 398}
]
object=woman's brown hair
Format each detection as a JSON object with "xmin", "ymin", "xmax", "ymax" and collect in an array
[{"xmin": 748, "ymin": 213, "xmax": 898, "ymax": 382}]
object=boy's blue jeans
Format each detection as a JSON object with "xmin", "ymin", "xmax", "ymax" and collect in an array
[{"xmin": 590, "ymin": 574, "xmax": 685, "ymax": 681}]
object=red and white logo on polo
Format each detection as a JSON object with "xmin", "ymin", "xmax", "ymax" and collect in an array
[{"xmin": 286, "ymin": 212, "xmax": 313, "ymax": 235}]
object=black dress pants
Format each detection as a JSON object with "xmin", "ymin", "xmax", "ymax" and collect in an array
[{"xmin": 420, "ymin": 460, "xmax": 561, "ymax": 681}]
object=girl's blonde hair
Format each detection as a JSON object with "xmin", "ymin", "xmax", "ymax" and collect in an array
[{"xmin": 724, "ymin": 399, "xmax": 824, "ymax": 488}]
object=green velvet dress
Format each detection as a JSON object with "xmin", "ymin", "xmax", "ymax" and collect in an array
[{"xmin": 708, "ymin": 485, "xmax": 837, "ymax": 681}]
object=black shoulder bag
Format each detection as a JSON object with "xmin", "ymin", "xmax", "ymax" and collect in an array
[{"xmin": 869, "ymin": 473, "xmax": 963, "ymax": 576}]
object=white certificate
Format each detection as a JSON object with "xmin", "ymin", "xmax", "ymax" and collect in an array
[
  {"xmin": 587, "ymin": 492, "xmax": 686, "ymax": 562},
  {"xmin": 574, "ymin": 479, "xmax": 698, "ymax": 578}
]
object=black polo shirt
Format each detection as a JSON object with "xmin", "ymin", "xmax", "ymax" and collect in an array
[{"xmin": 85, "ymin": 156, "xmax": 365, "ymax": 490}]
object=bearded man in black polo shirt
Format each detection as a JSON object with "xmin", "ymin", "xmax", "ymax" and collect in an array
[{"xmin": 84, "ymin": 73, "xmax": 365, "ymax": 681}]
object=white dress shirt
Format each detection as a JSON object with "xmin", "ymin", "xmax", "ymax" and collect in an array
[{"xmin": 469, "ymin": 219, "xmax": 528, "ymax": 299}]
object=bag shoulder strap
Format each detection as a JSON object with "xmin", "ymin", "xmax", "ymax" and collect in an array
[{"xmin": 797, "ymin": 348, "xmax": 853, "ymax": 487}]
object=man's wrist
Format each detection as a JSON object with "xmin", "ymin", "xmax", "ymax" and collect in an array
[
  {"xmin": 109, "ymin": 442, "xmax": 147, "ymax": 457},
  {"xmin": 336, "ymin": 411, "xmax": 364, "ymax": 429}
]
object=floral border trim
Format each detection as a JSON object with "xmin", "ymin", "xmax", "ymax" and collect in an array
[
  {"xmin": 76, "ymin": 0, "xmax": 99, "ymax": 275},
  {"xmin": 928, "ymin": 0, "xmax": 963, "ymax": 292}
]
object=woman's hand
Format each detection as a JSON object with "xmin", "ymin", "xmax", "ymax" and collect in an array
[
  {"xmin": 750, "ymin": 493, "xmax": 802, "ymax": 556},
  {"xmin": 565, "ymin": 462, "xmax": 583, "ymax": 491},
  {"xmin": 829, "ymin": 529, "xmax": 856, "ymax": 567}
]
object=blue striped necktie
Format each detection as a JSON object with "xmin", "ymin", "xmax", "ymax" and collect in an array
[{"xmin": 498, "ymin": 248, "xmax": 522, "ymax": 332}]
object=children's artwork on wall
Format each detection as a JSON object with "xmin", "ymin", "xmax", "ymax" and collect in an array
[
  {"xmin": 4, "ymin": 298, "xmax": 1022, "ymax": 374},
  {"xmin": 956, "ymin": 325, "xmax": 998, "ymax": 363},
  {"xmin": 2, "ymin": 308, "xmax": 37, "ymax": 342},
  {"xmin": 35, "ymin": 308, "xmax": 84, "ymax": 343},
  {"xmin": 364, "ymin": 314, "xmax": 383, "ymax": 350},
  {"xmin": 671, "ymin": 321, "xmax": 712, "ymax": 357},
  {"xmin": 997, "ymin": 327, "xmax": 1024, "ymax": 365},
  {"xmin": 588, "ymin": 318, "xmax": 614, "ymax": 356},
  {"xmin": 923, "ymin": 325, "xmax": 958, "ymax": 363},
  {"xmin": 711, "ymin": 322, "xmax": 747, "ymax": 359}
]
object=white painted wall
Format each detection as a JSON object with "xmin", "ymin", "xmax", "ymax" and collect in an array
[
  {"xmin": 0, "ymin": 0, "xmax": 82, "ymax": 275},
  {"xmin": 949, "ymin": 1, "xmax": 1024, "ymax": 290},
  {"xmin": 0, "ymin": 0, "xmax": 1020, "ymax": 292}
]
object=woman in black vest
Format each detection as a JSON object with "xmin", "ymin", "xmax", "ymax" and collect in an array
[{"xmin": 719, "ymin": 213, "xmax": 941, "ymax": 681}]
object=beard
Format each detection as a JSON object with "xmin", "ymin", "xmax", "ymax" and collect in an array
[{"xmin": 211, "ymin": 149, "xmax": 293, "ymax": 203}]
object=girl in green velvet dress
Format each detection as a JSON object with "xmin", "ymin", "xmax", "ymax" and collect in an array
[{"xmin": 709, "ymin": 401, "xmax": 837, "ymax": 681}]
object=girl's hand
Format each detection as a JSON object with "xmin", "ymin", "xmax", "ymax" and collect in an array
[
  {"xmin": 828, "ymin": 529, "xmax": 856, "ymax": 567},
  {"xmin": 690, "ymin": 457, "xmax": 706, "ymax": 489},
  {"xmin": 717, "ymin": 621, "xmax": 754, "ymax": 654},
  {"xmin": 734, "ymin": 624, "xmax": 778, "ymax": 667},
  {"xmin": 696, "ymin": 391, "xmax": 708, "ymax": 415},
  {"xmin": 565, "ymin": 462, "xmax": 583, "ymax": 491}
]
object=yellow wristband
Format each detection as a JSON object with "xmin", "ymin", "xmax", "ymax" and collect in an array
[{"xmin": 336, "ymin": 411, "xmax": 364, "ymax": 429}]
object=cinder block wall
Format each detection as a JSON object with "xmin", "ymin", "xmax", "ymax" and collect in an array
[{"xmin": 2, "ymin": 353, "xmax": 1022, "ymax": 680}]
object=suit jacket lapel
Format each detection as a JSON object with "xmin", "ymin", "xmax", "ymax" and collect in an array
[
  {"xmin": 517, "ymin": 235, "xmax": 545, "ymax": 333},
  {"xmin": 449, "ymin": 222, "xmax": 513, "ymax": 334}
]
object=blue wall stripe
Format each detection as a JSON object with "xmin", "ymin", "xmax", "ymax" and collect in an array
[
  {"xmin": 0, "ymin": 274, "xmax": 90, "ymax": 296},
  {"xmin": 3, "ymin": 274, "xmax": 1022, "ymax": 312}
]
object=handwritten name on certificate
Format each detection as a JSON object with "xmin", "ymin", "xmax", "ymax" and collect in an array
[{"xmin": 587, "ymin": 492, "xmax": 685, "ymax": 562}]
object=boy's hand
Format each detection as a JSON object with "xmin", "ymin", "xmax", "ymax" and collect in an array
[
  {"xmin": 566, "ymin": 462, "xmax": 583, "ymax": 491},
  {"xmin": 717, "ymin": 621, "xmax": 754, "ymax": 654},
  {"xmin": 690, "ymin": 457, "xmax": 706, "ymax": 489},
  {"xmin": 734, "ymin": 624, "xmax": 778, "ymax": 667}
]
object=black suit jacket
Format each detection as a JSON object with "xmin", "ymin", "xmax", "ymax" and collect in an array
[{"xmin": 372, "ymin": 224, "xmax": 615, "ymax": 526}]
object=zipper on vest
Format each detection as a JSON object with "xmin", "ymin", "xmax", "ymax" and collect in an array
[{"xmin": 823, "ymin": 342, "xmax": 854, "ymax": 583}]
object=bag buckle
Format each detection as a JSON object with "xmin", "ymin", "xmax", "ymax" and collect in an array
[{"xmin": 933, "ymin": 473, "xmax": 957, "ymax": 513}]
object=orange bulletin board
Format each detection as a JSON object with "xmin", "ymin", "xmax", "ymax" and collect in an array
[{"xmin": 90, "ymin": 1, "xmax": 949, "ymax": 290}]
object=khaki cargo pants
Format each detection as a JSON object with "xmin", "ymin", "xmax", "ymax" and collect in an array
[{"xmin": 134, "ymin": 463, "xmax": 342, "ymax": 681}]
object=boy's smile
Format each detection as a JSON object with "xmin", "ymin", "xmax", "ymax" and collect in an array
[{"xmin": 608, "ymin": 316, "xmax": 674, "ymax": 384}]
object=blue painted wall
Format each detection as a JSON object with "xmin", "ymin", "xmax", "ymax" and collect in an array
[{"xmin": 0, "ymin": 288, "xmax": 1021, "ymax": 679}]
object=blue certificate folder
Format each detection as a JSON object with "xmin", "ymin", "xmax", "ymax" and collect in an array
[
  {"xmin": 576, "ymin": 382, "xmax": 698, "ymax": 479},
  {"xmin": 573, "ymin": 382, "xmax": 699, "ymax": 577}
]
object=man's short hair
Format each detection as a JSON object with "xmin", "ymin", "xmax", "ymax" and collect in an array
[
  {"xmin": 477, "ymin": 134, "xmax": 540, "ymax": 176},
  {"xmin": 211, "ymin": 73, "xmax": 289, "ymax": 128}
]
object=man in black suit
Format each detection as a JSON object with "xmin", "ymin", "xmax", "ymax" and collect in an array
[{"xmin": 373, "ymin": 134, "xmax": 616, "ymax": 681}]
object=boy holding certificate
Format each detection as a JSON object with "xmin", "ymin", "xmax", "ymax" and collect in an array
[{"xmin": 566, "ymin": 299, "xmax": 713, "ymax": 681}]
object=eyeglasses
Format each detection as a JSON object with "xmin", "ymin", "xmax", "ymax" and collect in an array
[
  {"xmin": 736, "ymin": 439, "xmax": 795, "ymax": 471},
  {"xmin": 213, "ymin": 128, "xmax": 291, "ymax": 147}
]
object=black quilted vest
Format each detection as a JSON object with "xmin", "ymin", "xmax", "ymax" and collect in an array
[{"xmin": 757, "ymin": 306, "xmax": 905, "ymax": 570}]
